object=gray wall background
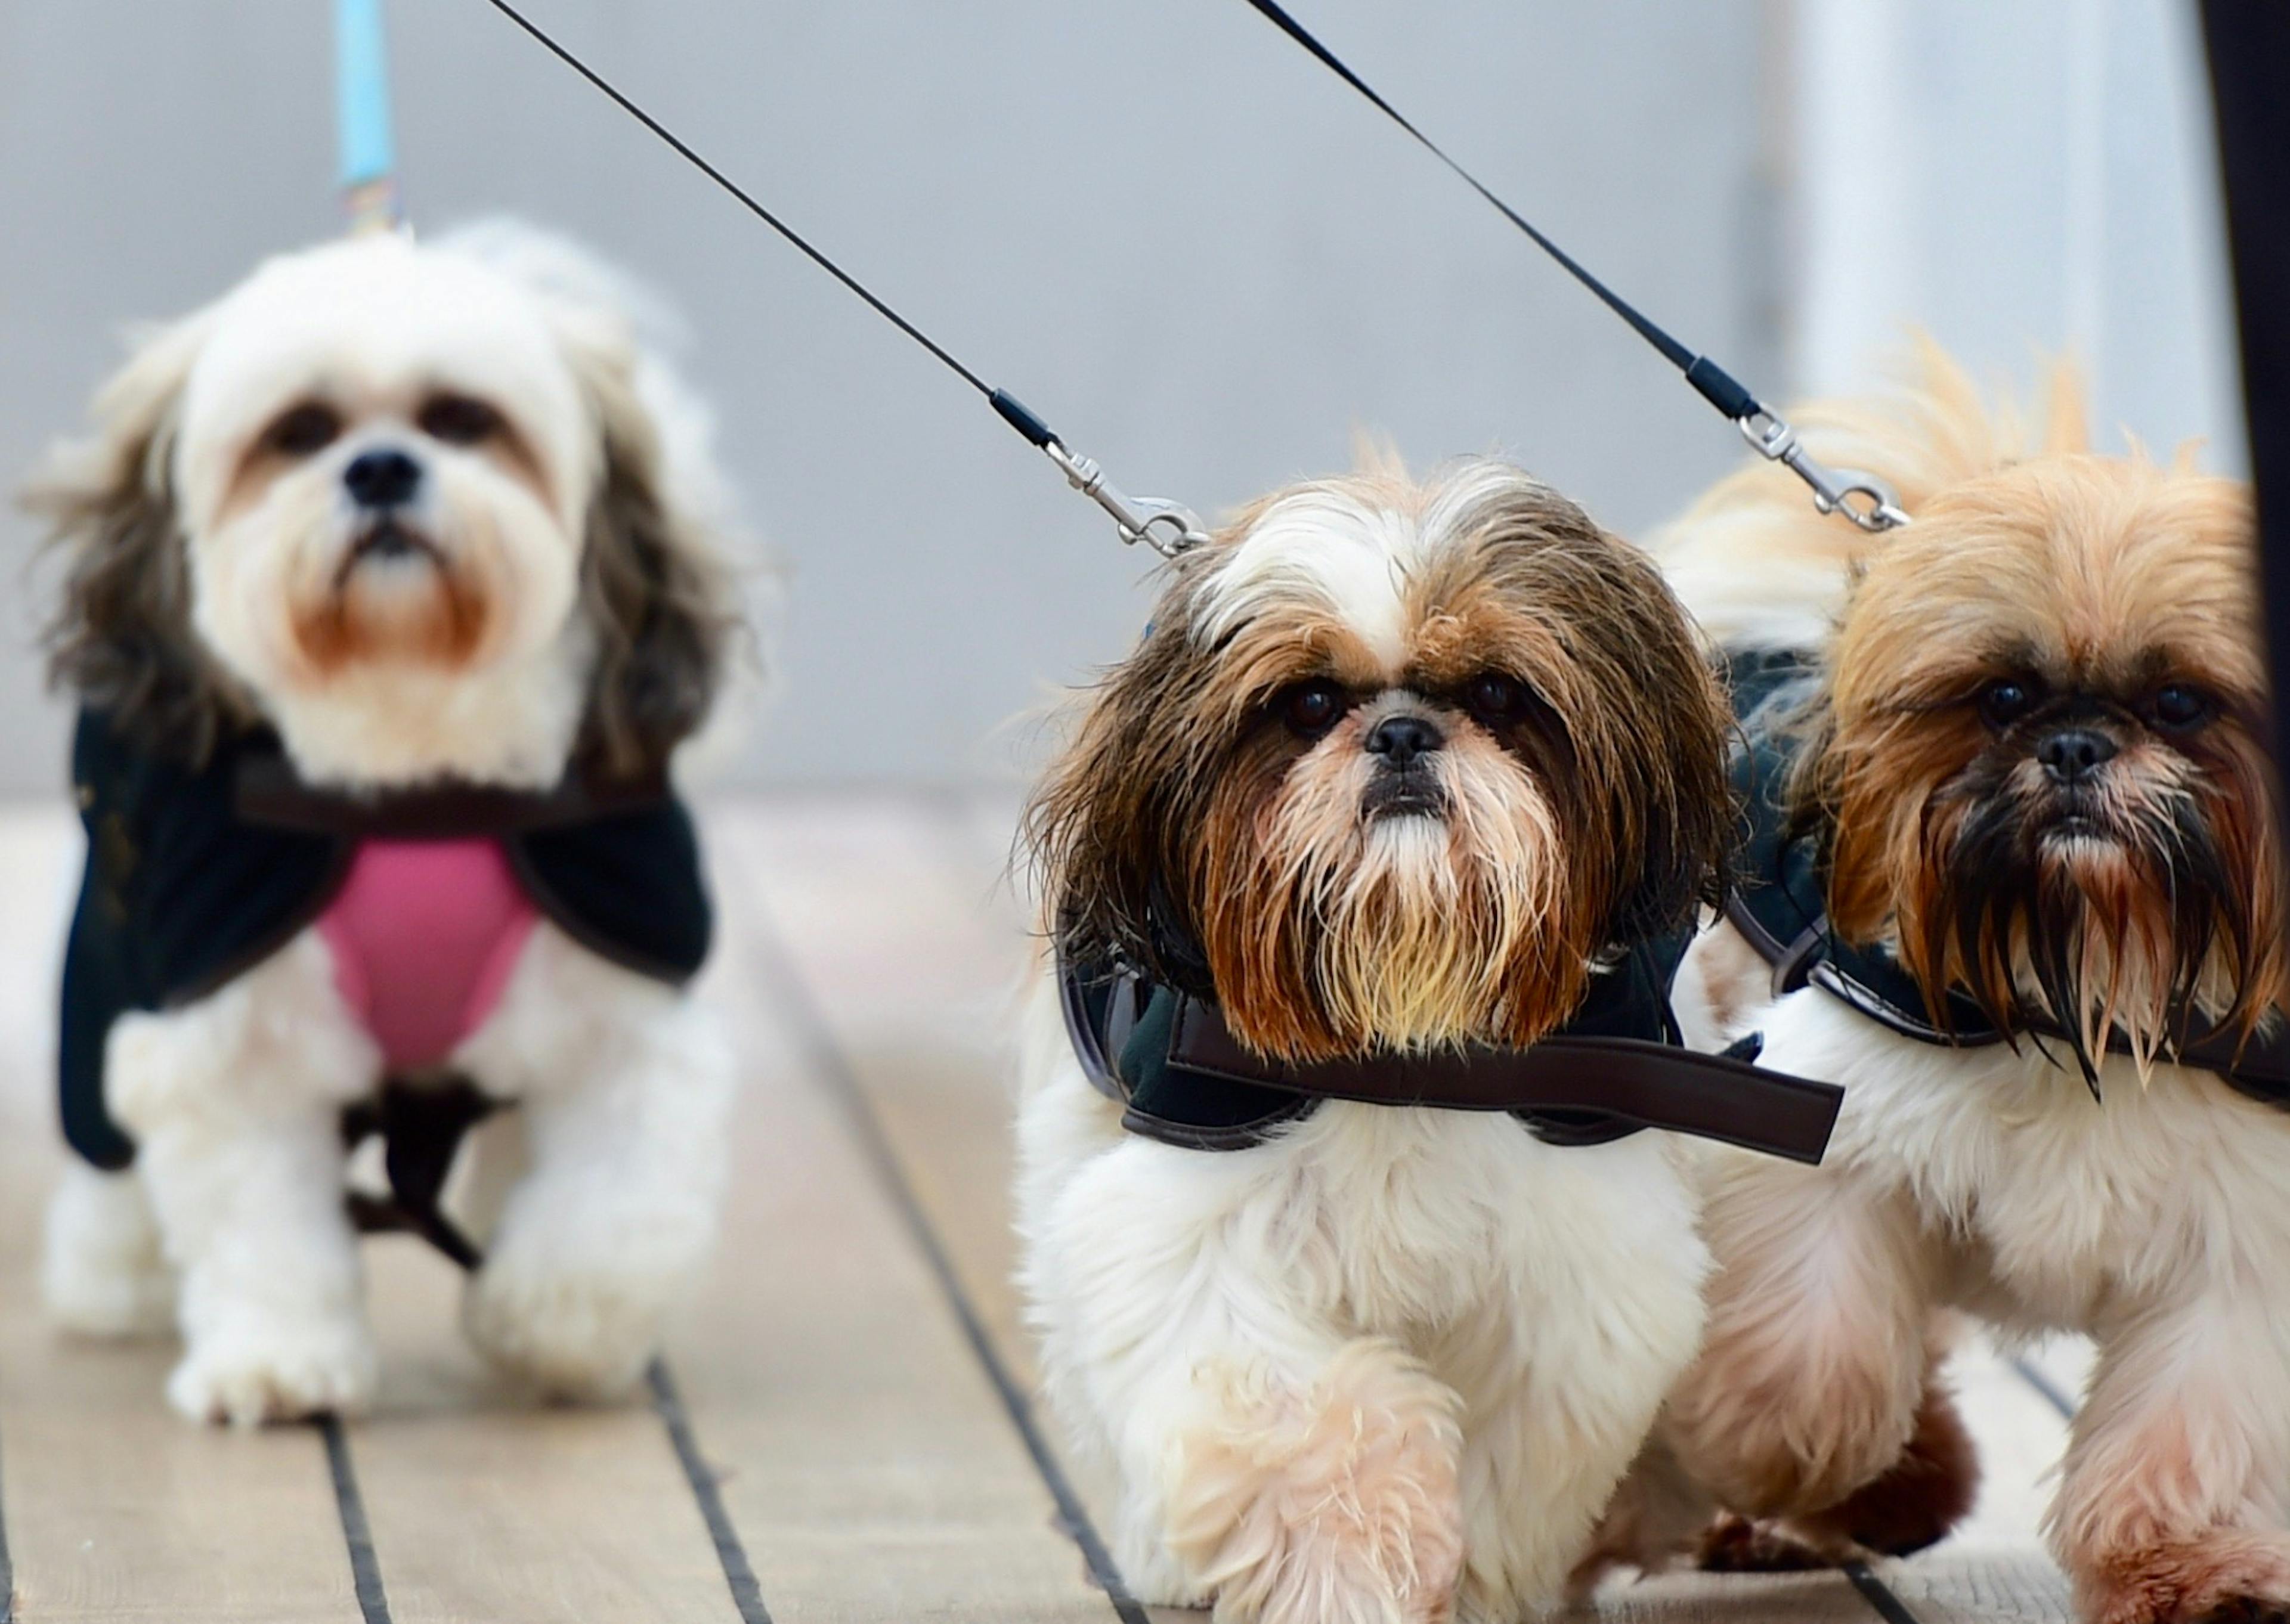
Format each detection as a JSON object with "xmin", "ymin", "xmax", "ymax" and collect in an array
[{"xmin": 0, "ymin": 2, "xmax": 2239, "ymax": 791}]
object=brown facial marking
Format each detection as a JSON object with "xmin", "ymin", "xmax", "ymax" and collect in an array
[
  {"xmin": 217, "ymin": 398, "xmax": 348, "ymax": 528},
  {"xmin": 417, "ymin": 388, "xmax": 553, "ymax": 510},
  {"xmin": 1029, "ymin": 463, "xmax": 1731, "ymax": 1061},
  {"xmin": 289, "ymin": 546, "xmax": 491, "ymax": 674}
]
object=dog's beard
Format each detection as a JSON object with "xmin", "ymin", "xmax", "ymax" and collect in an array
[
  {"xmin": 288, "ymin": 516, "xmax": 493, "ymax": 671},
  {"xmin": 1192, "ymin": 734, "xmax": 1581, "ymax": 1061},
  {"xmin": 1905, "ymin": 763, "xmax": 2257, "ymax": 1085}
]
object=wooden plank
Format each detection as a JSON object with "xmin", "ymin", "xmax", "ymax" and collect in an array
[
  {"xmin": 1569, "ymin": 1570, "xmax": 1876, "ymax": 1622},
  {"xmin": 2010, "ymin": 1338, "xmax": 2092, "ymax": 1420},
  {"xmin": 346, "ymin": 1237, "xmax": 736, "ymax": 1624},
  {"xmin": 715, "ymin": 799, "xmax": 1039, "ymax": 1387},
  {"xmin": 1938, "ymin": 1335, "xmax": 2071, "ymax": 1550},
  {"xmin": 0, "ymin": 811, "xmax": 362, "ymax": 1623},
  {"xmin": 668, "ymin": 813, "xmax": 1112, "ymax": 1623},
  {"xmin": 1873, "ymin": 1552, "xmax": 2074, "ymax": 1624}
]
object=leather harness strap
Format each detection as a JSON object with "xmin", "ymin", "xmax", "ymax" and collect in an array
[
  {"xmin": 1059, "ymin": 951, "xmax": 1844, "ymax": 1164},
  {"xmin": 234, "ymin": 753, "xmax": 673, "ymax": 839}
]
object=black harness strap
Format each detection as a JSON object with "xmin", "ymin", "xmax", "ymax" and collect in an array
[
  {"xmin": 63, "ymin": 710, "xmax": 713, "ymax": 1272},
  {"xmin": 1058, "ymin": 944, "xmax": 1843, "ymax": 1164},
  {"xmin": 341, "ymin": 1078, "xmax": 499, "ymax": 1271}
]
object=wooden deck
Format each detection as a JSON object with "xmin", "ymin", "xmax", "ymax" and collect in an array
[{"xmin": 0, "ymin": 795, "xmax": 2090, "ymax": 1623}]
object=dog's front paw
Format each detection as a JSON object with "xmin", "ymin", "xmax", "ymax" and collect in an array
[
  {"xmin": 463, "ymin": 1240, "xmax": 672, "ymax": 1401},
  {"xmin": 1163, "ymin": 1344, "xmax": 1465, "ymax": 1624},
  {"xmin": 168, "ymin": 1313, "xmax": 376, "ymax": 1426},
  {"xmin": 2082, "ymin": 1535, "xmax": 2290, "ymax": 1624}
]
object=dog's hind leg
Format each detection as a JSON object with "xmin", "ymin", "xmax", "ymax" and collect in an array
[
  {"xmin": 42, "ymin": 1161, "xmax": 175, "ymax": 1337},
  {"xmin": 2051, "ymin": 1287, "xmax": 2290, "ymax": 1624},
  {"xmin": 1667, "ymin": 1152, "xmax": 1940, "ymax": 1523}
]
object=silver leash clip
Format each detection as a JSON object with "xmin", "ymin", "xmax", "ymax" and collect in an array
[
  {"xmin": 1739, "ymin": 412, "xmax": 1909, "ymax": 534},
  {"xmin": 1045, "ymin": 441, "xmax": 1211, "ymax": 559}
]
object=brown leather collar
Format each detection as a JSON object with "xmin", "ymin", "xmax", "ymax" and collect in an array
[
  {"xmin": 1066, "ymin": 956, "xmax": 1844, "ymax": 1164},
  {"xmin": 234, "ymin": 749, "xmax": 671, "ymax": 839}
]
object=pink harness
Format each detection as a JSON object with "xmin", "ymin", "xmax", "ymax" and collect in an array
[{"xmin": 318, "ymin": 839, "xmax": 538, "ymax": 1071}]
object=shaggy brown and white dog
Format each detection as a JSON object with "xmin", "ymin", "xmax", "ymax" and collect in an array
[
  {"xmin": 33, "ymin": 224, "xmax": 748, "ymax": 1424},
  {"xmin": 1014, "ymin": 457, "xmax": 1736, "ymax": 1623},
  {"xmin": 1601, "ymin": 351, "xmax": 2290, "ymax": 1624}
]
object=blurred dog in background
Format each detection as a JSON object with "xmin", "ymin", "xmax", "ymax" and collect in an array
[{"xmin": 34, "ymin": 223, "xmax": 751, "ymax": 1424}]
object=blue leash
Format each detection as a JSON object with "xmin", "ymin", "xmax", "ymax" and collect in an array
[{"xmin": 336, "ymin": 0, "xmax": 401, "ymax": 230}]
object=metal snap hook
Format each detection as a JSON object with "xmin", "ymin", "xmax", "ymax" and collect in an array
[
  {"xmin": 1045, "ymin": 441, "xmax": 1212, "ymax": 556},
  {"xmin": 1737, "ymin": 413, "xmax": 1908, "ymax": 533}
]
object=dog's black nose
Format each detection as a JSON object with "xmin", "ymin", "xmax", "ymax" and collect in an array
[
  {"xmin": 2037, "ymin": 727, "xmax": 2118, "ymax": 783},
  {"xmin": 344, "ymin": 448, "xmax": 422, "ymax": 510},
  {"xmin": 1365, "ymin": 714, "xmax": 1444, "ymax": 769}
]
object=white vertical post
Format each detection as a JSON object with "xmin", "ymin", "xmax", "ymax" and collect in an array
[{"xmin": 1790, "ymin": 0, "xmax": 1921, "ymax": 398}]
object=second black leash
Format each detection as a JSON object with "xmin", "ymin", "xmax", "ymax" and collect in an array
[
  {"xmin": 478, "ymin": 0, "xmax": 1211, "ymax": 557},
  {"xmin": 1239, "ymin": 0, "xmax": 1910, "ymax": 533}
]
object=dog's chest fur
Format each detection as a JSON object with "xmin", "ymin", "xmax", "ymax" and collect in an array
[
  {"xmin": 1768, "ymin": 991, "xmax": 2290, "ymax": 1331},
  {"xmin": 1230, "ymin": 1102, "xmax": 1703, "ymax": 1369}
]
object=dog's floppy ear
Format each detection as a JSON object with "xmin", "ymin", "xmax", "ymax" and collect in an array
[
  {"xmin": 1582, "ymin": 551, "xmax": 1737, "ymax": 949},
  {"xmin": 30, "ymin": 307, "xmax": 239, "ymax": 761},
  {"xmin": 556, "ymin": 315, "xmax": 739, "ymax": 779},
  {"xmin": 1025, "ymin": 600, "xmax": 1221, "ymax": 984}
]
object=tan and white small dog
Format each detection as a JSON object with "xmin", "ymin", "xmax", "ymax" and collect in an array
[
  {"xmin": 33, "ymin": 224, "xmax": 748, "ymax": 1424},
  {"xmin": 1626, "ymin": 351, "xmax": 2290, "ymax": 1624},
  {"xmin": 1014, "ymin": 457, "xmax": 1736, "ymax": 1624}
]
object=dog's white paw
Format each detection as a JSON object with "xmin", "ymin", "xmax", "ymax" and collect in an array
[
  {"xmin": 43, "ymin": 1169, "xmax": 176, "ymax": 1338},
  {"xmin": 463, "ymin": 1241, "xmax": 673, "ymax": 1401},
  {"xmin": 167, "ymin": 1313, "xmax": 377, "ymax": 1426}
]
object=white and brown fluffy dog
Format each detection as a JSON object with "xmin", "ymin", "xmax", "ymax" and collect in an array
[
  {"xmin": 1627, "ymin": 351, "xmax": 2290, "ymax": 1624},
  {"xmin": 32, "ymin": 224, "xmax": 746, "ymax": 1424},
  {"xmin": 1014, "ymin": 457, "xmax": 1736, "ymax": 1624}
]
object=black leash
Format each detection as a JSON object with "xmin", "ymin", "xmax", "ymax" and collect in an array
[
  {"xmin": 477, "ymin": 0, "xmax": 1209, "ymax": 558},
  {"xmin": 1239, "ymin": 0, "xmax": 1908, "ymax": 533}
]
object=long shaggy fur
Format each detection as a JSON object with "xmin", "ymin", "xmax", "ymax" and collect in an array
[
  {"xmin": 32, "ymin": 222, "xmax": 741, "ymax": 779},
  {"xmin": 1622, "ymin": 346, "xmax": 2290, "ymax": 1624},
  {"xmin": 1029, "ymin": 461, "xmax": 1729, "ymax": 1061},
  {"xmin": 1018, "ymin": 457, "xmax": 1727, "ymax": 1623}
]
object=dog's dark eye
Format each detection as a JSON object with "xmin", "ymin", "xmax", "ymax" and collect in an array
[
  {"xmin": 266, "ymin": 402, "xmax": 342, "ymax": 456},
  {"xmin": 1278, "ymin": 679, "xmax": 1349, "ymax": 737},
  {"xmin": 2149, "ymin": 682, "xmax": 2215, "ymax": 732},
  {"xmin": 1465, "ymin": 671, "xmax": 1530, "ymax": 725},
  {"xmin": 417, "ymin": 393, "xmax": 503, "ymax": 446},
  {"xmin": 1977, "ymin": 677, "xmax": 2037, "ymax": 729}
]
